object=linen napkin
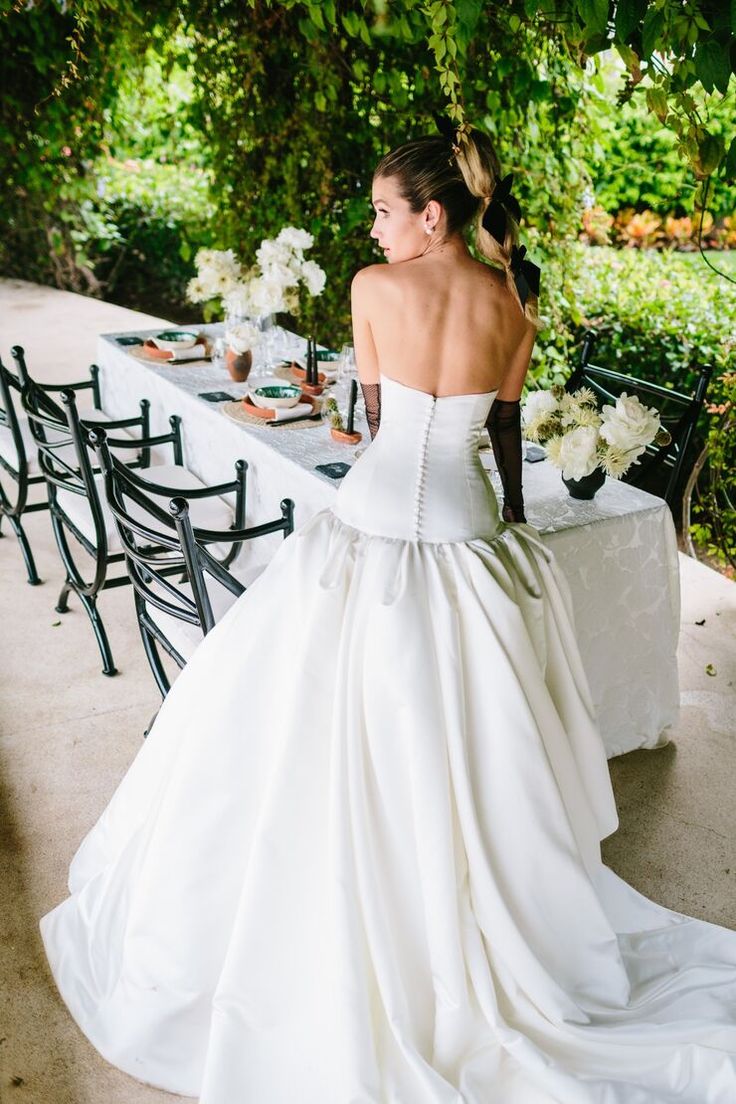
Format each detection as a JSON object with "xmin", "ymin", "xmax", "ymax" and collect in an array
[
  {"xmin": 144, "ymin": 339, "xmax": 208, "ymax": 362},
  {"xmin": 267, "ymin": 401, "xmax": 314, "ymax": 421}
]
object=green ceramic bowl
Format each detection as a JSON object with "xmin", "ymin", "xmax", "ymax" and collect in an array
[
  {"xmin": 316, "ymin": 349, "xmax": 340, "ymax": 361},
  {"xmin": 252, "ymin": 384, "xmax": 302, "ymax": 409},
  {"xmin": 155, "ymin": 330, "xmax": 199, "ymax": 351}
]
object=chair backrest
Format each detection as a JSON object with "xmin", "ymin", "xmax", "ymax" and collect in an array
[
  {"xmin": 0, "ymin": 357, "xmax": 30, "ymax": 510},
  {"xmin": 89, "ymin": 427, "xmax": 224, "ymax": 644},
  {"xmin": 566, "ymin": 330, "xmax": 712, "ymax": 506}
]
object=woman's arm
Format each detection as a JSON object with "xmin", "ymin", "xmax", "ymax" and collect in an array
[
  {"xmin": 351, "ymin": 268, "xmax": 382, "ymax": 438},
  {"xmin": 487, "ymin": 320, "xmax": 537, "ymax": 523}
]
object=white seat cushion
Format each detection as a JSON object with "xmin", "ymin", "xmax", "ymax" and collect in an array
[
  {"xmin": 56, "ymin": 463, "xmax": 234, "ymax": 550},
  {"xmin": 0, "ymin": 417, "xmax": 39, "ymax": 475},
  {"xmin": 147, "ymin": 558, "xmax": 265, "ymax": 662}
]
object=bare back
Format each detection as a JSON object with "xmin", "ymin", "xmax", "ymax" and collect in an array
[{"xmin": 351, "ymin": 246, "xmax": 537, "ymax": 401}]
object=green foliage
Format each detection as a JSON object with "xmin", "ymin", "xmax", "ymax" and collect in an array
[
  {"xmin": 568, "ymin": 243, "xmax": 736, "ymax": 383},
  {"xmin": 565, "ymin": 243, "xmax": 736, "ymax": 565},
  {"xmin": 688, "ymin": 374, "xmax": 736, "ymax": 573},
  {"xmin": 584, "ymin": 65, "xmax": 736, "ymax": 220}
]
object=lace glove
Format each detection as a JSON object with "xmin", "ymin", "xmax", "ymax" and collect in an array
[
  {"xmin": 360, "ymin": 381, "xmax": 381, "ymax": 440},
  {"xmin": 486, "ymin": 397, "xmax": 526, "ymax": 523}
]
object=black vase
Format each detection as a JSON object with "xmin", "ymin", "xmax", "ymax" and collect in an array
[{"xmin": 561, "ymin": 467, "xmax": 606, "ymax": 500}]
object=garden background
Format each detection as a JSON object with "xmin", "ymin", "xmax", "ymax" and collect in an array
[{"xmin": 1, "ymin": 0, "xmax": 735, "ymax": 566}]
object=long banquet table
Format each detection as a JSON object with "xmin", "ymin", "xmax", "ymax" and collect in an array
[{"xmin": 96, "ymin": 324, "xmax": 681, "ymax": 759}]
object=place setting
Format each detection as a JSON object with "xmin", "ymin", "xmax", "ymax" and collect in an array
[{"xmin": 124, "ymin": 329, "xmax": 214, "ymax": 363}]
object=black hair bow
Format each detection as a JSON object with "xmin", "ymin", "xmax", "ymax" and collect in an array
[
  {"xmin": 481, "ymin": 173, "xmax": 522, "ymax": 246},
  {"xmin": 433, "ymin": 111, "xmax": 457, "ymax": 145},
  {"xmin": 509, "ymin": 244, "xmax": 540, "ymax": 308}
]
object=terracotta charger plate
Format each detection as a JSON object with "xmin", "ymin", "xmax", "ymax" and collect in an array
[{"xmin": 240, "ymin": 392, "xmax": 320, "ymax": 420}]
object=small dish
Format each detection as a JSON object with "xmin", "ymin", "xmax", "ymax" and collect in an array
[
  {"xmin": 251, "ymin": 384, "xmax": 303, "ymax": 409},
  {"xmin": 116, "ymin": 335, "xmax": 143, "ymax": 347},
  {"xmin": 316, "ymin": 349, "xmax": 340, "ymax": 362},
  {"xmin": 153, "ymin": 330, "xmax": 199, "ymax": 351}
]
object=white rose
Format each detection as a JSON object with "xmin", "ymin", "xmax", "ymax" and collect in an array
[
  {"xmin": 599, "ymin": 393, "xmax": 660, "ymax": 453},
  {"xmin": 256, "ymin": 239, "xmax": 293, "ymax": 270},
  {"xmin": 225, "ymin": 322, "xmax": 261, "ymax": 355},
  {"xmin": 522, "ymin": 389, "xmax": 558, "ymax": 426},
  {"xmin": 299, "ymin": 258, "xmax": 326, "ymax": 296},
  {"xmin": 261, "ymin": 259, "xmax": 300, "ymax": 290},
  {"xmin": 223, "ymin": 282, "xmax": 254, "ymax": 318},
  {"xmin": 249, "ymin": 275, "xmax": 286, "ymax": 316},
  {"xmin": 276, "ymin": 226, "xmax": 314, "ymax": 251},
  {"xmin": 558, "ymin": 425, "xmax": 600, "ymax": 480}
]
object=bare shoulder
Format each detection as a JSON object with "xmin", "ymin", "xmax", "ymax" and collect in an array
[{"xmin": 351, "ymin": 263, "xmax": 393, "ymax": 297}]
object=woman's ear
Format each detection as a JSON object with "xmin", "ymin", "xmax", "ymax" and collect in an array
[{"xmin": 423, "ymin": 199, "xmax": 443, "ymax": 233}]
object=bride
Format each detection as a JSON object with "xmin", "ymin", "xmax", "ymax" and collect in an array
[{"xmin": 41, "ymin": 124, "xmax": 736, "ymax": 1103}]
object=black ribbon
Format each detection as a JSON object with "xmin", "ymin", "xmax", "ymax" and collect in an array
[
  {"xmin": 509, "ymin": 244, "xmax": 540, "ymax": 308},
  {"xmin": 433, "ymin": 111, "xmax": 460, "ymax": 154},
  {"xmin": 481, "ymin": 173, "xmax": 522, "ymax": 245}
]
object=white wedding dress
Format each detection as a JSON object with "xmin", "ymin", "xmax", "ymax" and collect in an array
[{"xmin": 42, "ymin": 373, "xmax": 736, "ymax": 1103}]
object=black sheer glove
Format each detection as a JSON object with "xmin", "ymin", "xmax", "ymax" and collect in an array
[
  {"xmin": 486, "ymin": 397, "xmax": 526, "ymax": 523},
  {"xmin": 360, "ymin": 381, "xmax": 381, "ymax": 440}
]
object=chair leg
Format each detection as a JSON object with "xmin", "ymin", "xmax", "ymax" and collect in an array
[
  {"xmin": 139, "ymin": 627, "xmax": 172, "ymax": 700},
  {"xmin": 7, "ymin": 515, "xmax": 42, "ymax": 585},
  {"xmin": 55, "ymin": 579, "xmax": 72, "ymax": 614},
  {"xmin": 77, "ymin": 591, "xmax": 118, "ymax": 676}
]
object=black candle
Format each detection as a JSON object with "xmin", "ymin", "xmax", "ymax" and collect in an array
[
  {"xmin": 306, "ymin": 333, "xmax": 315, "ymax": 386},
  {"xmin": 346, "ymin": 378, "xmax": 357, "ymax": 434}
]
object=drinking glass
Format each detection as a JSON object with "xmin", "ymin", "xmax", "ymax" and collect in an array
[{"xmin": 212, "ymin": 335, "xmax": 227, "ymax": 373}]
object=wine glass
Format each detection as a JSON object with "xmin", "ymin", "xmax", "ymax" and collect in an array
[{"xmin": 337, "ymin": 344, "xmax": 356, "ymax": 384}]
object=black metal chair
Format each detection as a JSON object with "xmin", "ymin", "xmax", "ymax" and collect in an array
[
  {"xmin": 90, "ymin": 426, "xmax": 295, "ymax": 701},
  {"xmin": 566, "ymin": 330, "xmax": 712, "ymax": 513},
  {"xmin": 20, "ymin": 364, "xmax": 247, "ymax": 677},
  {"xmin": 0, "ymin": 354, "xmax": 54, "ymax": 585}
]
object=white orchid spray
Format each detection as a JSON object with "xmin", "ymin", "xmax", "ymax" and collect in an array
[
  {"xmin": 186, "ymin": 226, "xmax": 326, "ymax": 319},
  {"xmin": 522, "ymin": 384, "xmax": 671, "ymax": 481}
]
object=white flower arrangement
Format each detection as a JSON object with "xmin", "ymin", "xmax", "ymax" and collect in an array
[
  {"xmin": 522, "ymin": 384, "xmax": 671, "ymax": 481},
  {"xmin": 225, "ymin": 321, "xmax": 261, "ymax": 356},
  {"xmin": 186, "ymin": 226, "xmax": 326, "ymax": 319}
]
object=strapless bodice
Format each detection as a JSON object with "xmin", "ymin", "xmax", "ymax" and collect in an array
[{"xmin": 332, "ymin": 373, "xmax": 501, "ymax": 542}]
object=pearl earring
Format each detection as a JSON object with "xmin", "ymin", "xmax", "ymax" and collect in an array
[{"xmin": 425, "ymin": 226, "xmax": 433, "ymax": 236}]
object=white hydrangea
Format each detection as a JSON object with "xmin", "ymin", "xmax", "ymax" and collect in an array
[
  {"xmin": 557, "ymin": 425, "xmax": 600, "ymax": 480},
  {"xmin": 276, "ymin": 226, "xmax": 314, "ymax": 251}
]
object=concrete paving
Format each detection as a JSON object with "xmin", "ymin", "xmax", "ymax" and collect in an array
[{"xmin": 1, "ymin": 279, "xmax": 735, "ymax": 1102}]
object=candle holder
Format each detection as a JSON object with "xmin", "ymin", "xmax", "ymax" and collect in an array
[{"xmin": 330, "ymin": 427, "xmax": 362, "ymax": 445}]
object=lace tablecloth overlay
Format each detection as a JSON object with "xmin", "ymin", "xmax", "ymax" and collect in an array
[{"xmin": 97, "ymin": 327, "xmax": 679, "ymax": 758}]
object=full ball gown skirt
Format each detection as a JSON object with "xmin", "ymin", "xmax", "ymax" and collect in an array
[{"xmin": 41, "ymin": 374, "xmax": 736, "ymax": 1103}]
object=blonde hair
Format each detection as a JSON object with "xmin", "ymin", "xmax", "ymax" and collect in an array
[{"xmin": 374, "ymin": 126, "xmax": 542, "ymax": 329}]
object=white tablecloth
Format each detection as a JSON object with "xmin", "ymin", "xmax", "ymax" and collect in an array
[{"xmin": 97, "ymin": 326, "xmax": 680, "ymax": 758}]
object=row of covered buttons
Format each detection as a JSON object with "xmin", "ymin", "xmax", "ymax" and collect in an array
[{"xmin": 413, "ymin": 396, "xmax": 437, "ymax": 539}]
